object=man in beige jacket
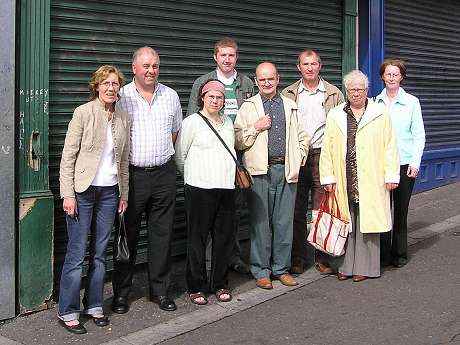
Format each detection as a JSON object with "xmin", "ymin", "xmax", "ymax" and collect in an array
[
  {"xmin": 282, "ymin": 49, "xmax": 344, "ymax": 275},
  {"xmin": 234, "ymin": 62, "xmax": 309, "ymax": 289}
]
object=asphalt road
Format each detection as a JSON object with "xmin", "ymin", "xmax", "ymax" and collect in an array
[
  {"xmin": 1, "ymin": 182, "xmax": 459, "ymax": 345},
  {"xmin": 162, "ymin": 229, "xmax": 460, "ymax": 345}
]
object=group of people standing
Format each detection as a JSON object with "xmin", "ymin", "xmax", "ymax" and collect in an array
[{"xmin": 57, "ymin": 37, "xmax": 425, "ymax": 334}]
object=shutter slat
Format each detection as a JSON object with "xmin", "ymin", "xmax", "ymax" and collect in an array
[
  {"xmin": 385, "ymin": 0, "xmax": 460, "ymax": 150},
  {"xmin": 50, "ymin": 0, "xmax": 344, "ymax": 275}
]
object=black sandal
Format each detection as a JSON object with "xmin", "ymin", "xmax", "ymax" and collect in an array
[
  {"xmin": 189, "ymin": 292, "xmax": 208, "ymax": 305},
  {"xmin": 215, "ymin": 289, "xmax": 232, "ymax": 302}
]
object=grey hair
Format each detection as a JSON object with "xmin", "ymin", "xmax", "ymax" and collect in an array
[
  {"xmin": 343, "ymin": 69, "xmax": 369, "ymax": 90},
  {"xmin": 132, "ymin": 46, "xmax": 160, "ymax": 64}
]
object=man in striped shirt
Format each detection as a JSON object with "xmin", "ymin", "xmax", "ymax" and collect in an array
[{"xmin": 112, "ymin": 46, "xmax": 182, "ymax": 313}]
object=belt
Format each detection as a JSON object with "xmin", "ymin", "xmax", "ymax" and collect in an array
[
  {"xmin": 268, "ymin": 156, "xmax": 285, "ymax": 165},
  {"xmin": 130, "ymin": 158, "xmax": 172, "ymax": 172}
]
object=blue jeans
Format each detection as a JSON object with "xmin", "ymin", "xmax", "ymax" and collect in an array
[{"xmin": 58, "ymin": 185, "xmax": 119, "ymax": 321}]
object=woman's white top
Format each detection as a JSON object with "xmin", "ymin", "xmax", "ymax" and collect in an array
[
  {"xmin": 175, "ymin": 113, "xmax": 236, "ymax": 189},
  {"xmin": 92, "ymin": 120, "xmax": 118, "ymax": 186}
]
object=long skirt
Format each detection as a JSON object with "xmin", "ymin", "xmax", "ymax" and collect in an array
[{"xmin": 339, "ymin": 201, "xmax": 381, "ymax": 278}]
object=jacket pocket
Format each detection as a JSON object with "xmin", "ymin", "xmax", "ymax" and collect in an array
[{"xmin": 75, "ymin": 158, "xmax": 86, "ymax": 174}]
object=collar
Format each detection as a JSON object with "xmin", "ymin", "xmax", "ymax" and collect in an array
[
  {"xmin": 94, "ymin": 97, "xmax": 116, "ymax": 112},
  {"xmin": 344, "ymin": 99, "xmax": 368, "ymax": 119},
  {"xmin": 216, "ymin": 69, "xmax": 237, "ymax": 85},
  {"xmin": 132, "ymin": 77, "xmax": 159, "ymax": 95},
  {"xmin": 298, "ymin": 78, "xmax": 325, "ymax": 94},
  {"xmin": 375, "ymin": 87, "xmax": 407, "ymax": 105},
  {"xmin": 261, "ymin": 93, "xmax": 282, "ymax": 104}
]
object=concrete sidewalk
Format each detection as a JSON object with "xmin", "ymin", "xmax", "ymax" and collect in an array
[{"xmin": 1, "ymin": 182, "xmax": 459, "ymax": 345}]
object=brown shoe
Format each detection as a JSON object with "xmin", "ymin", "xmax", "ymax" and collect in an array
[
  {"xmin": 274, "ymin": 273, "xmax": 298, "ymax": 286},
  {"xmin": 315, "ymin": 262, "xmax": 333, "ymax": 275},
  {"xmin": 352, "ymin": 275, "xmax": 368, "ymax": 282},
  {"xmin": 337, "ymin": 272, "xmax": 350, "ymax": 281},
  {"xmin": 256, "ymin": 277, "xmax": 273, "ymax": 290}
]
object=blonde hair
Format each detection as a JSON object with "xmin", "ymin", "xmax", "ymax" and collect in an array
[{"xmin": 88, "ymin": 65, "xmax": 125, "ymax": 100}]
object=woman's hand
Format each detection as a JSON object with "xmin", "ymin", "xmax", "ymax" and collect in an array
[
  {"xmin": 385, "ymin": 183, "xmax": 399, "ymax": 191},
  {"xmin": 63, "ymin": 197, "xmax": 77, "ymax": 217},
  {"xmin": 407, "ymin": 165, "xmax": 419, "ymax": 178},
  {"xmin": 118, "ymin": 199, "xmax": 128, "ymax": 214},
  {"xmin": 323, "ymin": 183, "xmax": 336, "ymax": 192}
]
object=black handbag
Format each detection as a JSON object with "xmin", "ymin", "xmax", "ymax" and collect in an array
[
  {"xmin": 114, "ymin": 212, "xmax": 130, "ymax": 263},
  {"xmin": 198, "ymin": 112, "xmax": 253, "ymax": 189}
]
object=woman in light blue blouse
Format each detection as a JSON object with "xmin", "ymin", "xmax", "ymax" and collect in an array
[{"xmin": 376, "ymin": 58, "xmax": 426, "ymax": 268}]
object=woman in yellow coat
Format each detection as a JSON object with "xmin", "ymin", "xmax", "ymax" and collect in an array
[{"xmin": 319, "ymin": 70, "xmax": 400, "ymax": 282}]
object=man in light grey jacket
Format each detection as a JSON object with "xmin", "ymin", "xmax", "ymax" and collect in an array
[{"xmin": 282, "ymin": 49, "xmax": 344, "ymax": 275}]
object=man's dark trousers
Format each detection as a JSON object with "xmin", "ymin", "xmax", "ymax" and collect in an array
[
  {"xmin": 292, "ymin": 148, "xmax": 327, "ymax": 268},
  {"xmin": 113, "ymin": 159, "xmax": 176, "ymax": 298}
]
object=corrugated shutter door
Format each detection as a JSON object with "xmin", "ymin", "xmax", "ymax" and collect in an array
[
  {"xmin": 385, "ymin": 0, "xmax": 460, "ymax": 150},
  {"xmin": 49, "ymin": 0, "xmax": 344, "ymax": 275}
]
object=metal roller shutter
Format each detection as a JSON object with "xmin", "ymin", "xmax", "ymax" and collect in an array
[
  {"xmin": 49, "ymin": 0, "xmax": 344, "ymax": 277},
  {"xmin": 385, "ymin": 0, "xmax": 460, "ymax": 150}
]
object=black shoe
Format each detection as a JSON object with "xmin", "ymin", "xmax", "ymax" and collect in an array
[
  {"xmin": 58, "ymin": 319, "xmax": 87, "ymax": 335},
  {"xmin": 230, "ymin": 261, "xmax": 250, "ymax": 275},
  {"xmin": 393, "ymin": 258, "xmax": 408, "ymax": 268},
  {"xmin": 111, "ymin": 296, "xmax": 129, "ymax": 314},
  {"xmin": 151, "ymin": 295, "xmax": 177, "ymax": 312},
  {"xmin": 92, "ymin": 316, "xmax": 110, "ymax": 327}
]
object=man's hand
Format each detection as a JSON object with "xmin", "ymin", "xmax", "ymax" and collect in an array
[
  {"xmin": 407, "ymin": 165, "xmax": 419, "ymax": 178},
  {"xmin": 385, "ymin": 183, "xmax": 399, "ymax": 191},
  {"xmin": 323, "ymin": 183, "xmax": 336, "ymax": 192},
  {"xmin": 63, "ymin": 197, "xmax": 77, "ymax": 217},
  {"xmin": 254, "ymin": 115, "xmax": 271, "ymax": 131}
]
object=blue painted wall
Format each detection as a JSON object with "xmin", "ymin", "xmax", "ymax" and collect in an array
[{"xmin": 358, "ymin": 0, "xmax": 460, "ymax": 193}]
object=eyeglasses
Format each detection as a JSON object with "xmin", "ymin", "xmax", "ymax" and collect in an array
[
  {"xmin": 100, "ymin": 81, "xmax": 120, "ymax": 89},
  {"xmin": 347, "ymin": 88, "xmax": 367, "ymax": 94},
  {"xmin": 255, "ymin": 77, "xmax": 277, "ymax": 85},
  {"xmin": 384, "ymin": 73, "xmax": 401, "ymax": 78},
  {"xmin": 206, "ymin": 95, "xmax": 224, "ymax": 101}
]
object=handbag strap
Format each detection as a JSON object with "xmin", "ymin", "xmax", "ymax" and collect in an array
[
  {"xmin": 118, "ymin": 212, "xmax": 127, "ymax": 236},
  {"xmin": 320, "ymin": 191, "xmax": 343, "ymax": 220},
  {"xmin": 198, "ymin": 112, "xmax": 241, "ymax": 168}
]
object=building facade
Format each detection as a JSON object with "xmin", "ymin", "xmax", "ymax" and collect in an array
[{"xmin": 1, "ymin": 0, "xmax": 459, "ymax": 319}]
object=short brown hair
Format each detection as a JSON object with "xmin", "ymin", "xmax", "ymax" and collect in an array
[
  {"xmin": 88, "ymin": 65, "xmax": 125, "ymax": 101},
  {"xmin": 379, "ymin": 58, "xmax": 407, "ymax": 79},
  {"xmin": 214, "ymin": 37, "xmax": 238, "ymax": 56},
  {"xmin": 297, "ymin": 49, "xmax": 322, "ymax": 65}
]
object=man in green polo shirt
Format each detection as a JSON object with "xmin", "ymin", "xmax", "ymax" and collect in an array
[{"xmin": 186, "ymin": 37, "xmax": 254, "ymax": 274}]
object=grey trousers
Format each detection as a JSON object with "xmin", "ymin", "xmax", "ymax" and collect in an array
[
  {"xmin": 247, "ymin": 164, "xmax": 297, "ymax": 279},
  {"xmin": 339, "ymin": 202, "xmax": 381, "ymax": 278}
]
